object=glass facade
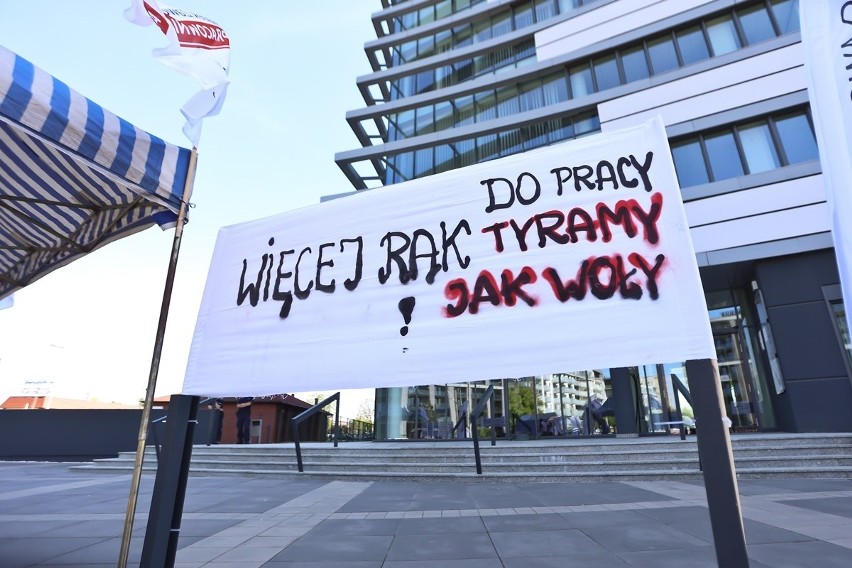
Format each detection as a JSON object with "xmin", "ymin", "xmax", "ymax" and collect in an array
[
  {"xmin": 704, "ymin": 289, "xmax": 776, "ymax": 431},
  {"xmin": 372, "ymin": 283, "xmax": 780, "ymax": 440},
  {"xmin": 388, "ymin": 1, "xmax": 594, "ymax": 69},
  {"xmin": 384, "ymin": 0, "xmax": 800, "ymax": 131},
  {"xmin": 377, "ymin": 382, "xmax": 495, "ymax": 440},
  {"xmin": 385, "ymin": 0, "xmax": 796, "ymax": 101},
  {"xmin": 340, "ymin": 0, "xmax": 851, "ymax": 439},
  {"xmin": 388, "ymin": 0, "xmax": 488, "ymax": 34},
  {"xmin": 384, "ymin": 110, "xmax": 600, "ymax": 182},
  {"xmin": 381, "ymin": 0, "xmax": 802, "ymax": 185},
  {"xmin": 375, "ymin": 372, "xmax": 613, "ymax": 441}
]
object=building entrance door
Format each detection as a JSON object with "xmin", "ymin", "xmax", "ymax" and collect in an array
[{"xmin": 714, "ymin": 327, "xmax": 761, "ymax": 431}]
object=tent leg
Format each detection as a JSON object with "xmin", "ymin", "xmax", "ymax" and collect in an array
[
  {"xmin": 687, "ymin": 359, "xmax": 749, "ymax": 567},
  {"xmin": 140, "ymin": 395, "xmax": 199, "ymax": 567},
  {"xmin": 117, "ymin": 147, "xmax": 198, "ymax": 568}
]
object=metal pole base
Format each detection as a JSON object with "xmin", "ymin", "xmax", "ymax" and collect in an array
[
  {"xmin": 687, "ymin": 359, "xmax": 749, "ymax": 568},
  {"xmin": 140, "ymin": 395, "xmax": 200, "ymax": 568}
]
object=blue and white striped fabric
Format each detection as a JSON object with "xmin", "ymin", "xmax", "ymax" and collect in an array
[{"xmin": 0, "ymin": 44, "xmax": 192, "ymax": 300}]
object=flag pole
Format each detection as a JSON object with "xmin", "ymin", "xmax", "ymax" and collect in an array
[{"xmin": 118, "ymin": 146, "xmax": 199, "ymax": 568}]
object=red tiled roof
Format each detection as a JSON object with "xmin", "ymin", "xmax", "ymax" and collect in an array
[
  {"xmin": 0, "ymin": 396, "xmax": 138, "ymax": 409},
  {"xmin": 153, "ymin": 393, "xmax": 314, "ymax": 409}
]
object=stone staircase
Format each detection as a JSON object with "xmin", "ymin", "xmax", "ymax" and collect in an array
[{"xmin": 69, "ymin": 433, "xmax": 852, "ymax": 482}]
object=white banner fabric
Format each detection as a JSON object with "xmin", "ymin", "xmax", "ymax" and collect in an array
[
  {"xmin": 800, "ymin": 1, "xmax": 852, "ymax": 311},
  {"xmin": 182, "ymin": 117, "xmax": 714, "ymax": 397}
]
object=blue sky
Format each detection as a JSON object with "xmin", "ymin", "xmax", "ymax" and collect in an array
[{"xmin": 0, "ymin": 1, "xmax": 379, "ymax": 412}]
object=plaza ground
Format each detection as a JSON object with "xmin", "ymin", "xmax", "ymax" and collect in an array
[{"xmin": 1, "ymin": 460, "xmax": 852, "ymax": 567}]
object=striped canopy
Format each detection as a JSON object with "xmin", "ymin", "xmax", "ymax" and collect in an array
[{"xmin": 0, "ymin": 44, "xmax": 192, "ymax": 301}]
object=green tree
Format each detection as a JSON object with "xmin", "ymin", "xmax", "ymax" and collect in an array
[
  {"xmin": 354, "ymin": 398, "xmax": 374, "ymax": 423},
  {"xmin": 307, "ymin": 392, "xmax": 330, "ymax": 405},
  {"xmin": 507, "ymin": 385, "xmax": 540, "ymax": 416}
]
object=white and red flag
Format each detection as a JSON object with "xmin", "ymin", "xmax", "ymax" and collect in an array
[{"xmin": 125, "ymin": 0, "xmax": 230, "ymax": 146}]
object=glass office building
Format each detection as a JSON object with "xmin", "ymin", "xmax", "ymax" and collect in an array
[{"xmin": 335, "ymin": 0, "xmax": 852, "ymax": 439}]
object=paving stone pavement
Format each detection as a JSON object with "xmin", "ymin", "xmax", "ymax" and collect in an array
[{"xmin": 1, "ymin": 461, "xmax": 851, "ymax": 567}]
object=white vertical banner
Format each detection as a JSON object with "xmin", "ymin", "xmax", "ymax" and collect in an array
[
  {"xmin": 801, "ymin": 1, "xmax": 852, "ymax": 310},
  {"xmin": 0, "ymin": 294, "xmax": 12, "ymax": 310}
]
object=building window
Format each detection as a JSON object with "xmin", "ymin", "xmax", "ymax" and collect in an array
[
  {"xmin": 774, "ymin": 111, "xmax": 819, "ymax": 164},
  {"xmin": 383, "ymin": 0, "xmax": 616, "ymax": 97},
  {"xmin": 593, "ymin": 54, "xmax": 621, "ymax": 91},
  {"xmin": 477, "ymin": 133, "xmax": 500, "ymax": 162},
  {"xmin": 475, "ymin": 91, "xmax": 497, "ymax": 122},
  {"xmin": 434, "ymin": 144, "xmax": 455, "ymax": 174},
  {"xmin": 621, "ymin": 45, "xmax": 650, "ymax": 82},
  {"xmin": 671, "ymin": 141, "xmax": 709, "ymax": 187},
  {"xmin": 390, "ymin": 0, "xmax": 487, "ymax": 33},
  {"xmin": 771, "ymin": 0, "xmax": 800, "ymax": 34},
  {"xmin": 415, "ymin": 106, "xmax": 435, "ymax": 136},
  {"xmin": 385, "ymin": 0, "xmax": 801, "ymax": 142},
  {"xmin": 437, "ymin": 0, "xmax": 454, "ymax": 20},
  {"xmin": 832, "ymin": 302, "xmax": 852, "ymax": 369},
  {"xmin": 371, "ymin": 1, "xmax": 803, "ymax": 189},
  {"xmin": 676, "ymin": 25, "xmax": 710, "ymax": 65},
  {"xmin": 435, "ymin": 101, "xmax": 454, "ymax": 131},
  {"xmin": 497, "ymin": 85, "xmax": 521, "ymax": 116},
  {"xmin": 670, "ymin": 108, "xmax": 818, "ymax": 188},
  {"xmin": 514, "ymin": 2, "xmax": 535, "ymax": 29},
  {"xmin": 738, "ymin": 121, "xmax": 780, "ymax": 174},
  {"xmin": 414, "ymin": 147, "xmax": 434, "ymax": 177},
  {"xmin": 823, "ymin": 284, "xmax": 852, "ymax": 373},
  {"xmin": 386, "ymin": 0, "xmax": 589, "ymax": 70},
  {"xmin": 738, "ymin": 3, "xmax": 778, "ymax": 45},
  {"xmin": 647, "ymin": 35, "xmax": 679, "ymax": 74},
  {"xmin": 382, "ymin": 0, "xmax": 799, "ymax": 101},
  {"xmin": 392, "ymin": 152, "xmax": 414, "ymax": 183},
  {"xmin": 383, "ymin": 111, "xmax": 600, "ymax": 184},
  {"xmin": 535, "ymin": 0, "xmax": 557, "ymax": 22},
  {"xmin": 542, "ymin": 71, "xmax": 569, "ymax": 105},
  {"xmin": 455, "ymin": 95, "xmax": 475, "ymax": 125},
  {"xmin": 500, "ymin": 128, "xmax": 524, "ymax": 157},
  {"xmin": 569, "ymin": 63, "xmax": 594, "ymax": 98},
  {"xmin": 705, "ymin": 15, "xmax": 742, "ymax": 56},
  {"xmin": 456, "ymin": 138, "xmax": 477, "ymax": 167},
  {"xmin": 396, "ymin": 109, "xmax": 415, "ymax": 138},
  {"xmin": 523, "ymin": 122, "xmax": 549, "ymax": 149},
  {"xmin": 418, "ymin": 35, "xmax": 435, "ymax": 60},
  {"xmin": 704, "ymin": 131, "xmax": 745, "ymax": 180}
]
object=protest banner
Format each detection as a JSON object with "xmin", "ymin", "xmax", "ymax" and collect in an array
[{"xmin": 182, "ymin": 117, "xmax": 714, "ymax": 396}]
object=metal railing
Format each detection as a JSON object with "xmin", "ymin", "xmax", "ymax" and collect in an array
[
  {"xmin": 335, "ymin": 417, "xmax": 374, "ymax": 441},
  {"xmin": 451, "ymin": 403, "xmax": 468, "ymax": 438},
  {"xmin": 292, "ymin": 392, "xmax": 340, "ymax": 472},
  {"xmin": 470, "ymin": 385, "xmax": 498, "ymax": 475},
  {"xmin": 148, "ymin": 415, "xmax": 168, "ymax": 464},
  {"xmin": 670, "ymin": 373, "xmax": 702, "ymax": 471},
  {"xmin": 670, "ymin": 374, "xmax": 693, "ymax": 442},
  {"xmin": 148, "ymin": 397, "xmax": 214, "ymax": 464}
]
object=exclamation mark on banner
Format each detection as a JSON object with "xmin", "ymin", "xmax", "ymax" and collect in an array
[{"xmin": 398, "ymin": 296, "xmax": 416, "ymax": 336}]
